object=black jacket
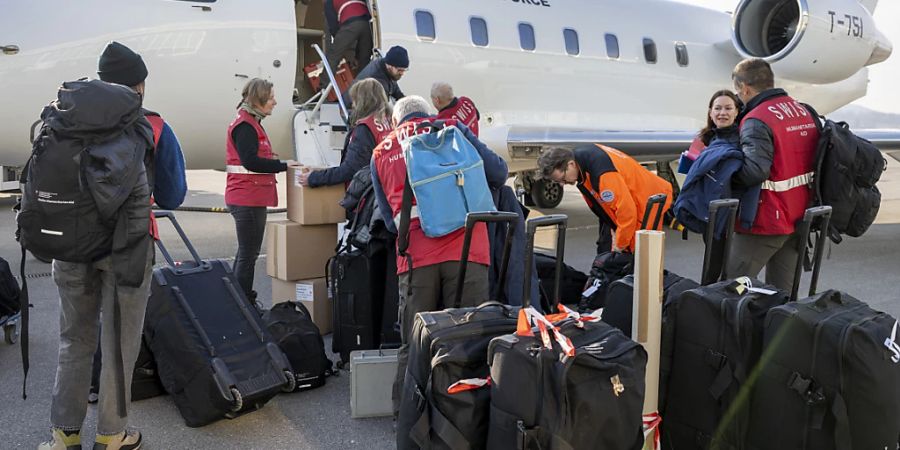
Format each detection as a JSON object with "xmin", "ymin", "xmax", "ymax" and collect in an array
[
  {"xmin": 308, "ymin": 123, "xmax": 374, "ymax": 187},
  {"xmin": 734, "ymin": 88, "xmax": 787, "ymax": 188},
  {"xmin": 342, "ymin": 58, "xmax": 405, "ymax": 108}
]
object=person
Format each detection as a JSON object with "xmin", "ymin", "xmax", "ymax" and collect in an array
[
  {"xmin": 724, "ymin": 58, "xmax": 819, "ymax": 290},
  {"xmin": 342, "ymin": 45, "xmax": 408, "ymax": 108},
  {"xmin": 673, "ymin": 90, "xmax": 746, "ymax": 283},
  {"xmin": 431, "ymin": 81, "xmax": 481, "ymax": 136},
  {"xmin": 323, "ymin": 0, "xmax": 373, "ymax": 76},
  {"xmin": 225, "ymin": 78, "xmax": 300, "ymax": 304},
  {"xmin": 39, "ymin": 41, "xmax": 187, "ymax": 450},
  {"xmin": 538, "ymin": 144, "xmax": 673, "ymax": 254},
  {"xmin": 297, "ymin": 79, "xmax": 392, "ymax": 187},
  {"xmin": 370, "ymin": 96, "xmax": 508, "ymax": 413}
]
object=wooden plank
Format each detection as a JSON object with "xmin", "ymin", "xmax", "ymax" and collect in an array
[{"xmin": 633, "ymin": 230, "xmax": 665, "ymax": 415}]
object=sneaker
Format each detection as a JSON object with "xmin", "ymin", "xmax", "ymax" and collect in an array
[
  {"xmin": 38, "ymin": 428, "xmax": 81, "ymax": 450},
  {"xmin": 92, "ymin": 430, "xmax": 141, "ymax": 450}
]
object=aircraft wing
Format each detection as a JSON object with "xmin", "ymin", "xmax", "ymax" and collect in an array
[
  {"xmin": 505, "ymin": 127, "xmax": 697, "ymax": 162},
  {"xmin": 504, "ymin": 128, "xmax": 900, "ymax": 165}
]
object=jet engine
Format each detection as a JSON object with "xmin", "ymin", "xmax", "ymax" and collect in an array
[{"xmin": 732, "ymin": 0, "xmax": 892, "ymax": 84}]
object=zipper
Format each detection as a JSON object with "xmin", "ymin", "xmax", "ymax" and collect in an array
[{"xmin": 409, "ymin": 159, "xmax": 484, "ymax": 188}]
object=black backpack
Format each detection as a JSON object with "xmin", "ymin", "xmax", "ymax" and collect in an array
[
  {"xmin": 805, "ymin": 105, "xmax": 886, "ymax": 243},
  {"xmin": 262, "ymin": 301, "xmax": 334, "ymax": 391},
  {"xmin": 0, "ymin": 257, "xmax": 20, "ymax": 320}
]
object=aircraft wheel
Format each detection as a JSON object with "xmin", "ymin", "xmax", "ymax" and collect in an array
[{"xmin": 530, "ymin": 179, "xmax": 563, "ymax": 209}]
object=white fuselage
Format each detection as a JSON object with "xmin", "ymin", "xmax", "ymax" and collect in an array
[{"xmin": 0, "ymin": 0, "xmax": 887, "ymax": 170}]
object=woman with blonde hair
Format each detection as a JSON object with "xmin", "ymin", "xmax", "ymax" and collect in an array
[
  {"xmin": 299, "ymin": 78, "xmax": 394, "ymax": 187},
  {"xmin": 225, "ymin": 78, "xmax": 299, "ymax": 304}
]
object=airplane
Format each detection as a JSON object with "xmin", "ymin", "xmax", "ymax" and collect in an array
[{"xmin": 0, "ymin": 0, "xmax": 894, "ymax": 208}]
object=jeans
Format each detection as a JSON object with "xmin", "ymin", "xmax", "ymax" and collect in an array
[
  {"xmin": 228, "ymin": 205, "xmax": 268, "ymax": 298},
  {"xmin": 392, "ymin": 261, "xmax": 489, "ymax": 413},
  {"xmin": 50, "ymin": 240, "xmax": 153, "ymax": 435}
]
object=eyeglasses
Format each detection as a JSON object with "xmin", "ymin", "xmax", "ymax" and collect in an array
[{"xmin": 550, "ymin": 164, "xmax": 569, "ymax": 184}]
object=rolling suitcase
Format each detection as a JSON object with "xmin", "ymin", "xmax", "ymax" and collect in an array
[
  {"xmin": 487, "ymin": 217, "xmax": 647, "ymax": 450},
  {"xmin": 603, "ymin": 198, "xmax": 736, "ymax": 338},
  {"xmin": 329, "ymin": 245, "xmax": 381, "ymax": 366},
  {"xmin": 746, "ymin": 206, "xmax": 900, "ymax": 450},
  {"xmin": 380, "ymin": 244, "xmax": 401, "ymax": 348},
  {"xmin": 660, "ymin": 205, "xmax": 827, "ymax": 450},
  {"xmin": 143, "ymin": 211, "xmax": 293, "ymax": 427},
  {"xmin": 396, "ymin": 211, "xmax": 520, "ymax": 450}
]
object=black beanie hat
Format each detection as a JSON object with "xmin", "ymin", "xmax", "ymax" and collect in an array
[
  {"xmin": 97, "ymin": 41, "xmax": 148, "ymax": 87},
  {"xmin": 383, "ymin": 46, "xmax": 409, "ymax": 69}
]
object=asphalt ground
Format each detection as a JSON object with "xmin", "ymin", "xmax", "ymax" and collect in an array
[{"xmin": 0, "ymin": 170, "xmax": 898, "ymax": 449}]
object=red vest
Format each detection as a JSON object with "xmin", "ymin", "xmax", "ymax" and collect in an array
[
  {"xmin": 372, "ymin": 117, "xmax": 490, "ymax": 274},
  {"xmin": 436, "ymin": 96, "xmax": 480, "ymax": 136},
  {"xmin": 225, "ymin": 109, "xmax": 279, "ymax": 207},
  {"xmin": 333, "ymin": 0, "xmax": 369, "ymax": 24},
  {"xmin": 145, "ymin": 114, "xmax": 164, "ymax": 240},
  {"xmin": 357, "ymin": 114, "xmax": 393, "ymax": 145},
  {"xmin": 740, "ymin": 95, "xmax": 818, "ymax": 235}
]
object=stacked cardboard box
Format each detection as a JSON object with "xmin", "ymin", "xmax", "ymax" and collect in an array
[{"xmin": 267, "ymin": 167, "xmax": 345, "ymax": 334}]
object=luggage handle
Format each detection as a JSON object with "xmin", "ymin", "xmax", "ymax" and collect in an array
[
  {"xmin": 462, "ymin": 300, "xmax": 516, "ymax": 322},
  {"xmin": 641, "ymin": 194, "xmax": 667, "ymax": 231},
  {"xmin": 790, "ymin": 206, "xmax": 832, "ymax": 302},
  {"xmin": 151, "ymin": 211, "xmax": 206, "ymax": 273},
  {"xmin": 456, "ymin": 211, "xmax": 519, "ymax": 308},
  {"xmin": 702, "ymin": 199, "xmax": 739, "ymax": 285},
  {"xmin": 522, "ymin": 215, "xmax": 568, "ymax": 311}
]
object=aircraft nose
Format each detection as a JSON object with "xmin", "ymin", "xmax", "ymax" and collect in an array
[{"xmin": 866, "ymin": 29, "xmax": 892, "ymax": 66}]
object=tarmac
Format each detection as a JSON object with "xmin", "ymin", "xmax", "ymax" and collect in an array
[{"xmin": 0, "ymin": 163, "xmax": 898, "ymax": 449}]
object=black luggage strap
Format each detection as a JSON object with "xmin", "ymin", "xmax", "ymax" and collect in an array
[
  {"xmin": 831, "ymin": 392, "xmax": 852, "ymax": 450},
  {"xmin": 705, "ymin": 349, "xmax": 732, "ymax": 401},
  {"xmin": 19, "ymin": 245, "xmax": 29, "ymax": 400},
  {"xmin": 787, "ymin": 372, "xmax": 826, "ymax": 406},
  {"xmin": 409, "ymin": 377, "xmax": 472, "ymax": 450}
]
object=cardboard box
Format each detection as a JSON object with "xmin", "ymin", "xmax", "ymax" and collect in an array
[
  {"xmin": 271, "ymin": 277, "xmax": 332, "ymax": 334},
  {"xmin": 286, "ymin": 167, "xmax": 346, "ymax": 224},
  {"xmin": 266, "ymin": 220, "xmax": 336, "ymax": 280}
]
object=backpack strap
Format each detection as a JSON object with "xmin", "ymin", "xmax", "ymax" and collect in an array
[
  {"xmin": 801, "ymin": 103, "xmax": 824, "ymax": 132},
  {"xmin": 144, "ymin": 113, "xmax": 164, "ymax": 148}
]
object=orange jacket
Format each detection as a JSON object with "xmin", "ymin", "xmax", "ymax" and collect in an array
[{"xmin": 574, "ymin": 144, "xmax": 672, "ymax": 252}]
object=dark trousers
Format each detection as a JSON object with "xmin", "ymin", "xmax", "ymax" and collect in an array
[
  {"xmin": 725, "ymin": 231, "xmax": 801, "ymax": 291},
  {"xmin": 392, "ymin": 261, "xmax": 489, "ymax": 414},
  {"xmin": 228, "ymin": 205, "xmax": 268, "ymax": 297},
  {"xmin": 325, "ymin": 19, "xmax": 373, "ymax": 80},
  {"xmin": 596, "ymin": 221, "xmax": 613, "ymax": 254}
]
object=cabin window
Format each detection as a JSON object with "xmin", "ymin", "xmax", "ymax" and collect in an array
[
  {"xmin": 470, "ymin": 17, "xmax": 489, "ymax": 47},
  {"xmin": 605, "ymin": 33, "xmax": 619, "ymax": 59},
  {"xmin": 675, "ymin": 42, "xmax": 689, "ymax": 67},
  {"xmin": 415, "ymin": 11, "xmax": 436, "ymax": 41},
  {"xmin": 519, "ymin": 23, "xmax": 536, "ymax": 51},
  {"xmin": 563, "ymin": 28, "xmax": 579, "ymax": 56},
  {"xmin": 643, "ymin": 38, "xmax": 657, "ymax": 64}
]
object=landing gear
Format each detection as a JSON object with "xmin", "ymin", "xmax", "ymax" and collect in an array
[
  {"xmin": 530, "ymin": 179, "xmax": 564, "ymax": 209},
  {"xmin": 516, "ymin": 172, "xmax": 564, "ymax": 209}
]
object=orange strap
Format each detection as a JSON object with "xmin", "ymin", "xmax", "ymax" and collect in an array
[{"xmin": 447, "ymin": 377, "xmax": 491, "ymax": 395}]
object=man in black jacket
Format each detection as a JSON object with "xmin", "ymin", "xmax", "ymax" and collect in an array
[
  {"xmin": 724, "ymin": 58, "xmax": 819, "ymax": 290},
  {"xmin": 342, "ymin": 46, "xmax": 408, "ymax": 108}
]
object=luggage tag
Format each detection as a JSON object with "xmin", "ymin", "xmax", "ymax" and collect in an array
[
  {"xmin": 726, "ymin": 276, "xmax": 777, "ymax": 295},
  {"xmin": 582, "ymin": 278, "xmax": 602, "ymax": 297},
  {"xmin": 885, "ymin": 320, "xmax": 900, "ymax": 364}
]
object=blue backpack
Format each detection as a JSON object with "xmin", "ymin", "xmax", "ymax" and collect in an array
[{"xmin": 400, "ymin": 122, "xmax": 495, "ymax": 238}]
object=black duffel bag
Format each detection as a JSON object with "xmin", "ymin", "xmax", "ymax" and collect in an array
[{"xmin": 262, "ymin": 301, "xmax": 334, "ymax": 392}]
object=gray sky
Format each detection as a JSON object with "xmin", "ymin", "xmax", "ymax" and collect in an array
[{"xmin": 683, "ymin": 0, "xmax": 898, "ymax": 114}]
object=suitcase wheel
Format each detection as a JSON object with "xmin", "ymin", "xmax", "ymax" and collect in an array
[
  {"xmin": 229, "ymin": 387, "xmax": 243, "ymax": 413},
  {"xmin": 281, "ymin": 370, "xmax": 297, "ymax": 393},
  {"xmin": 4, "ymin": 320, "xmax": 19, "ymax": 345}
]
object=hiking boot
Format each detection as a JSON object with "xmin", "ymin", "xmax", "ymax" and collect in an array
[
  {"xmin": 92, "ymin": 430, "xmax": 141, "ymax": 450},
  {"xmin": 37, "ymin": 428, "xmax": 81, "ymax": 450}
]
